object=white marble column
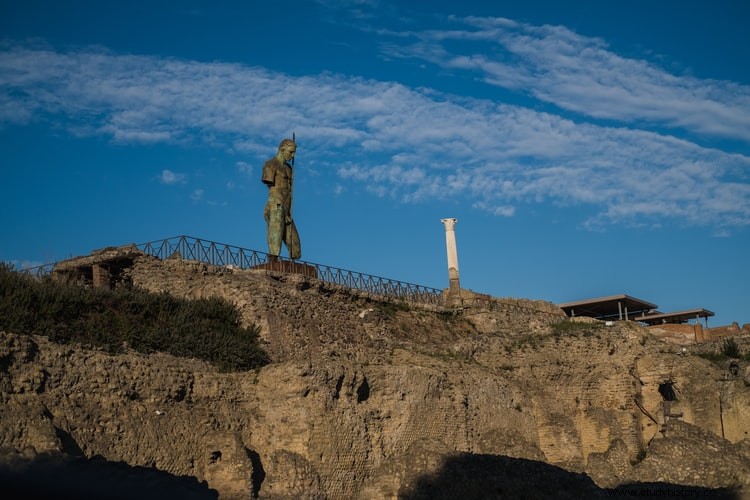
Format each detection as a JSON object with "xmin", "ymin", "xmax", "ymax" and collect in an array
[{"xmin": 440, "ymin": 218, "xmax": 461, "ymax": 294}]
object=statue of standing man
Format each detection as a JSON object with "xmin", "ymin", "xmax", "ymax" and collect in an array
[{"xmin": 262, "ymin": 138, "xmax": 301, "ymax": 260}]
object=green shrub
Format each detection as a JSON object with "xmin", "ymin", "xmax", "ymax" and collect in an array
[
  {"xmin": 550, "ymin": 319, "xmax": 602, "ymax": 336},
  {"xmin": 695, "ymin": 352, "xmax": 727, "ymax": 365},
  {"xmin": 378, "ymin": 300, "xmax": 410, "ymax": 318},
  {"xmin": 0, "ymin": 262, "xmax": 268, "ymax": 371},
  {"xmin": 721, "ymin": 337, "xmax": 741, "ymax": 359},
  {"xmin": 694, "ymin": 338, "xmax": 748, "ymax": 366}
]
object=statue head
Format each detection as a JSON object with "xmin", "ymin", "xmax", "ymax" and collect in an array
[{"xmin": 278, "ymin": 139, "xmax": 296, "ymax": 162}]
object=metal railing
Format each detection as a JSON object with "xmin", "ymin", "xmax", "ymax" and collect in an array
[
  {"xmin": 135, "ymin": 235, "xmax": 444, "ymax": 306},
  {"xmin": 138, "ymin": 235, "xmax": 267, "ymax": 270},
  {"xmin": 17, "ymin": 235, "xmax": 563, "ymax": 318},
  {"xmin": 17, "ymin": 263, "xmax": 55, "ymax": 278}
]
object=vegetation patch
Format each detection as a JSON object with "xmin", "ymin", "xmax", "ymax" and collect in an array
[
  {"xmin": 0, "ymin": 263, "xmax": 268, "ymax": 371},
  {"xmin": 550, "ymin": 319, "xmax": 603, "ymax": 337},
  {"xmin": 695, "ymin": 338, "xmax": 750, "ymax": 366},
  {"xmin": 436, "ymin": 310, "xmax": 458, "ymax": 322},
  {"xmin": 378, "ymin": 300, "xmax": 410, "ymax": 318},
  {"xmin": 721, "ymin": 337, "xmax": 742, "ymax": 359}
]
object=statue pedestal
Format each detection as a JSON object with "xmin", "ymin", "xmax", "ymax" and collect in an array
[{"xmin": 253, "ymin": 260, "xmax": 318, "ymax": 278}]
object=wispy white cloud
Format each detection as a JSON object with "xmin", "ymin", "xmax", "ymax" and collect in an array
[
  {"xmin": 472, "ymin": 201, "xmax": 515, "ymax": 217},
  {"xmin": 190, "ymin": 188, "xmax": 205, "ymax": 201},
  {"xmin": 236, "ymin": 161, "xmax": 253, "ymax": 176},
  {"xmin": 158, "ymin": 169, "xmax": 187, "ymax": 185},
  {"xmin": 189, "ymin": 188, "xmax": 227, "ymax": 207},
  {"xmin": 381, "ymin": 16, "xmax": 750, "ymax": 143},
  {"xmin": 1, "ymin": 43, "xmax": 748, "ymax": 230},
  {"xmin": 315, "ymin": 0, "xmax": 384, "ymax": 20}
]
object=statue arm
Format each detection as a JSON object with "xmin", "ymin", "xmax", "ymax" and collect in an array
[{"xmin": 261, "ymin": 160, "xmax": 276, "ymax": 186}]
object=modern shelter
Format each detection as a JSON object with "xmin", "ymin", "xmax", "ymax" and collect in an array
[
  {"xmin": 557, "ymin": 294, "xmax": 657, "ymax": 322},
  {"xmin": 635, "ymin": 308, "xmax": 714, "ymax": 327}
]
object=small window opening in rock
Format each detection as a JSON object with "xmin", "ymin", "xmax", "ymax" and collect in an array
[
  {"xmin": 658, "ymin": 382, "xmax": 677, "ymax": 401},
  {"xmin": 209, "ymin": 451, "xmax": 222, "ymax": 464},
  {"xmin": 333, "ymin": 374, "xmax": 345, "ymax": 400},
  {"xmin": 246, "ymin": 448, "xmax": 265, "ymax": 497},
  {"xmin": 356, "ymin": 377, "xmax": 370, "ymax": 403}
]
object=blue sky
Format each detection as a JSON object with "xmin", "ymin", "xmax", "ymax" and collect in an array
[{"xmin": 1, "ymin": 0, "xmax": 748, "ymax": 328}]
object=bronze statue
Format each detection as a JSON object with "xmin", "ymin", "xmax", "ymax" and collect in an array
[{"xmin": 262, "ymin": 138, "xmax": 301, "ymax": 260}]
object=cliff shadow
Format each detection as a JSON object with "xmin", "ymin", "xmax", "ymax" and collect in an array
[
  {"xmin": 398, "ymin": 453, "xmax": 741, "ymax": 500},
  {"xmin": 0, "ymin": 451, "xmax": 218, "ymax": 500},
  {"xmin": 53, "ymin": 427, "xmax": 85, "ymax": 457}
]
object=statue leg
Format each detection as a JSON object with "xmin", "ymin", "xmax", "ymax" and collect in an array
[
  {"xmin": 266, "ymin": 203, "xmax": 283, "ymax": 257},
  {"xmin": 285, "ymin": 219, "xmax": 301, "ymax": 260}
]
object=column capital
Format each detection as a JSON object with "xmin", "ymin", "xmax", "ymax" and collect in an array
[{"xmin": 440, "ymin": 218, "xmax": 457, "ymax": 231}]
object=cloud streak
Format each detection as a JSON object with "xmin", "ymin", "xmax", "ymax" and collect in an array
[
  {"xmin": 158, "ymin": 169, "xmax": 187, "ymax": 185},
  {"xmin": 1, "ymin": 42, "xmax": 749, "ymax": 229},
  {"xmin": 382, "ymin": 16, "xmax": 750, "ymax": 143}
]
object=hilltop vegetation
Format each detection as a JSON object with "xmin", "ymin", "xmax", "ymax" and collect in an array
[{"xmin": 0, "ymin": 263, "xmax": 268, "ymax": 371}]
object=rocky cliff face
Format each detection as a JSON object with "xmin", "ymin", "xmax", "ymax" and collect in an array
[{"xmin": 1, "ymin": 257, "xmax": 749, "ymax": 499}]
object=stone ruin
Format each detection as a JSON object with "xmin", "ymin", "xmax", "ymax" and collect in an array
[
  {"xmin": 2, "ymin": 243, "xmax": 748, "ymax": 498},
  {"xmin": 51, "ymin": 245, "xmax": 144, "ymax": 289}
]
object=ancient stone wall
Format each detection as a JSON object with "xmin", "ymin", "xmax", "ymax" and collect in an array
[
  {"xmin": 645, "ymin": 323, "xmax": 702, "ymax": 344},
  {"xmin": 706, "ymin": 322, "xmax": 750, "ymax": 340}
]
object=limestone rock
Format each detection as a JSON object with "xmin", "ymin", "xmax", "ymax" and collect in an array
[
  {"xmin": 1, "ymin": 254, "xmax": 749, "ymax": 498},
  {"xmin": 633, "ymin": 420, "xmax": 750, "ymax": 489}
]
